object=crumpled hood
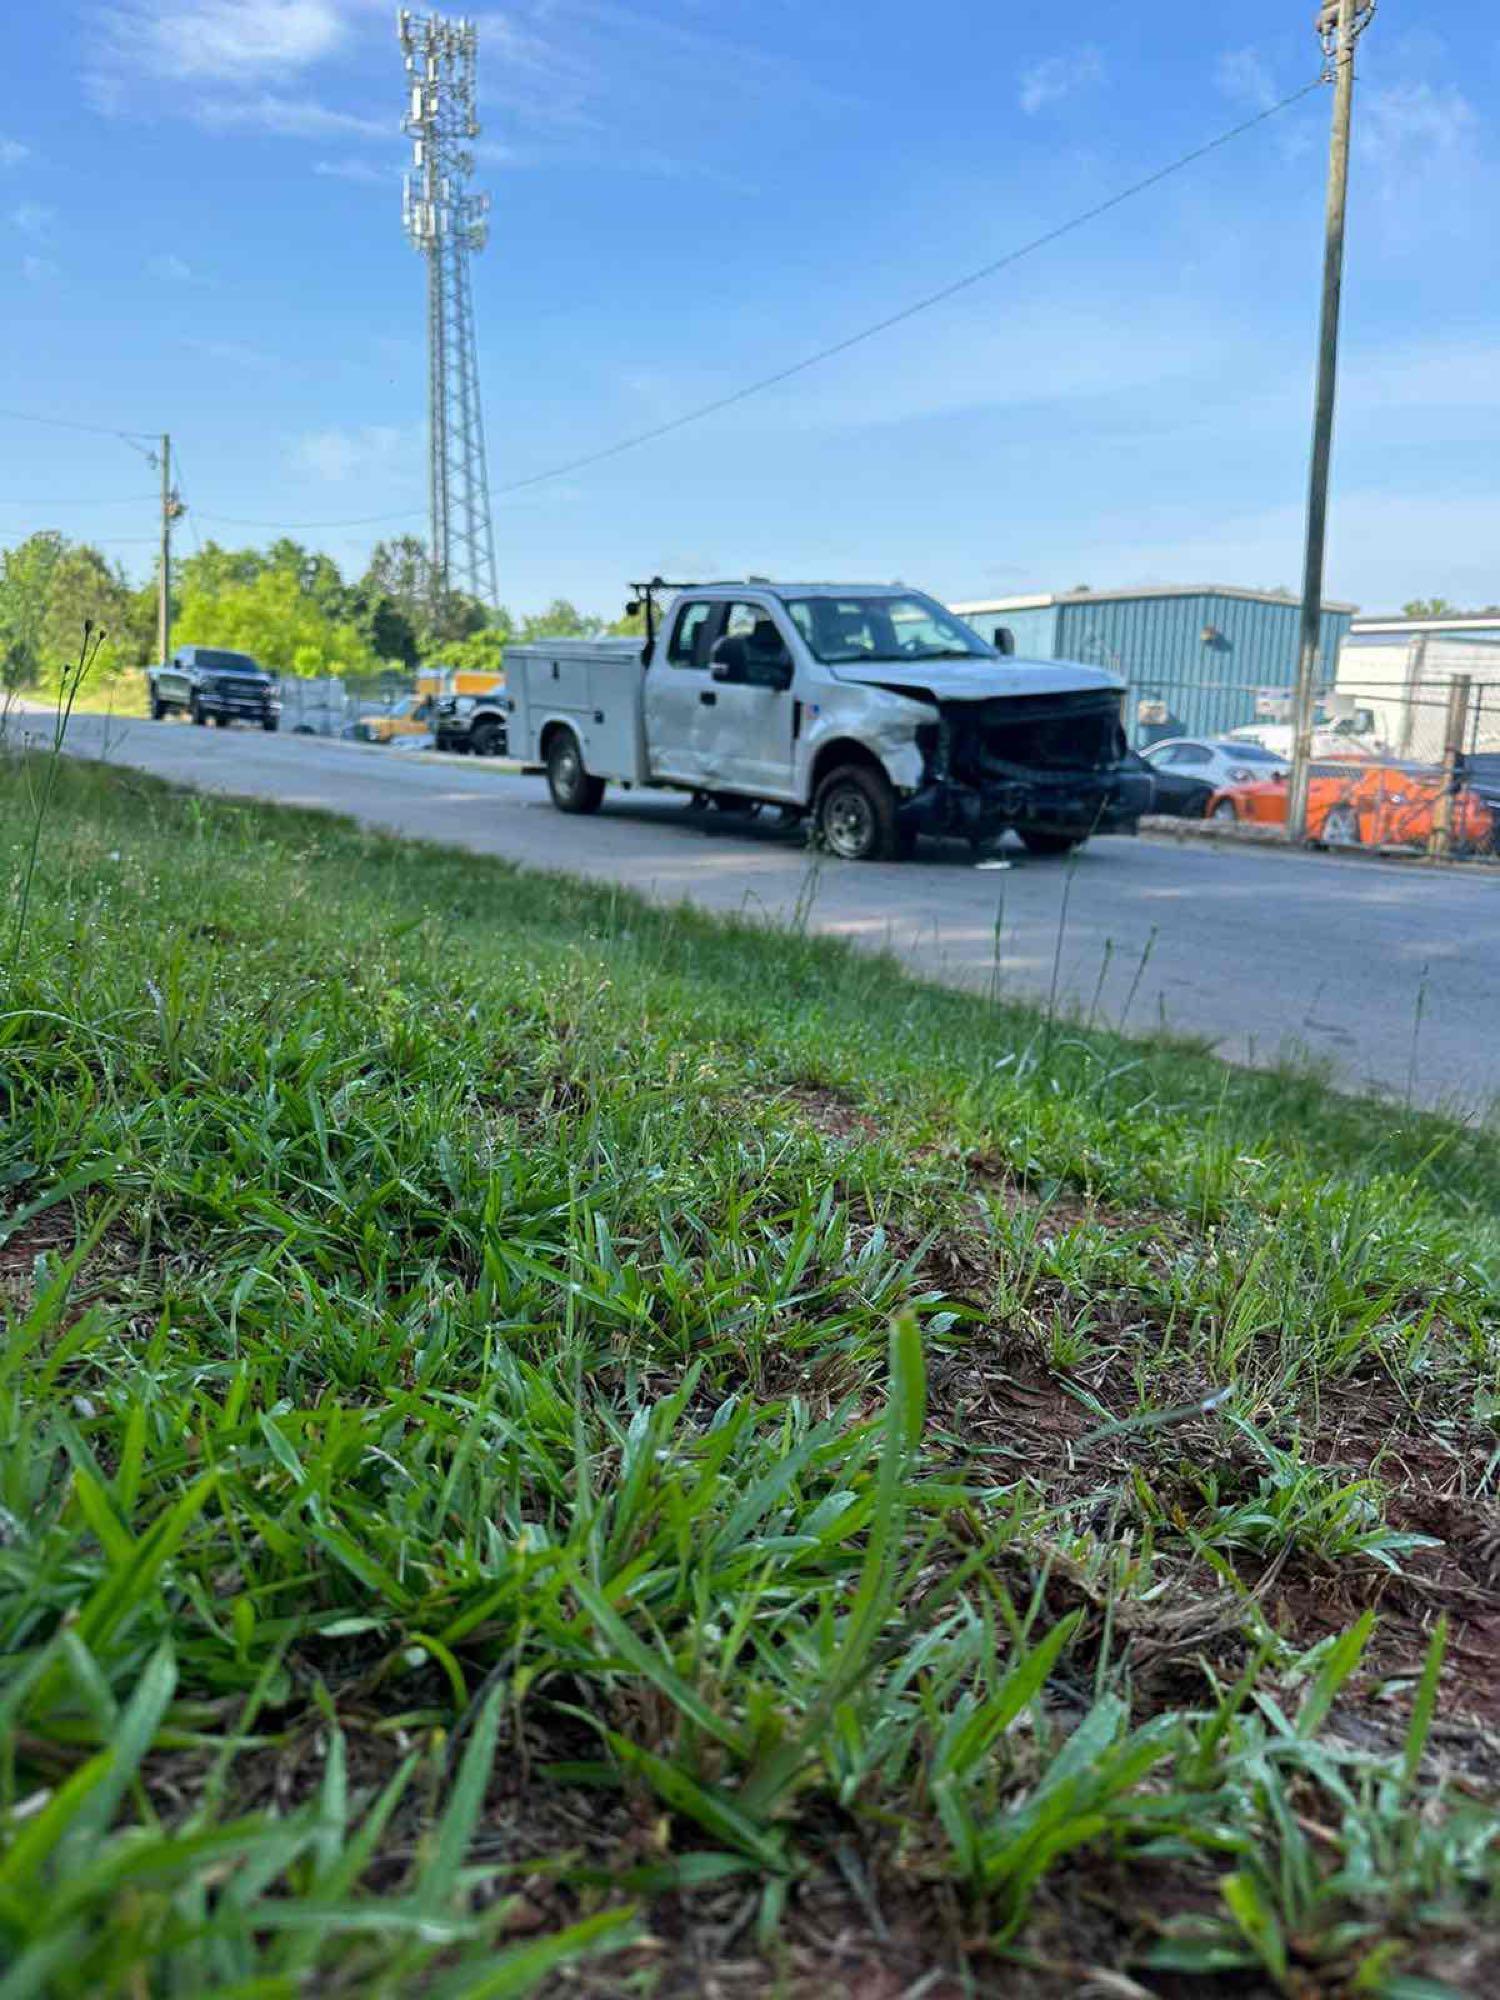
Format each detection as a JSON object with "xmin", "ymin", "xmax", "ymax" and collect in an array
[{"xmin": 828, "ymin": 655, "xmax": 1123, "ymax": 703}]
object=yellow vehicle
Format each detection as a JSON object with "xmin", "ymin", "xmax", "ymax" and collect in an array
[
  {"xmin": 357, "ymin": 694, "xmax": 436, "ymax": 744},
  {"xmin": 418, "ymin": 669, "xmax": 503, "ymax": 699},
  {"xmin": 357, "ymin": 671, "xmax": 506, "ymax": 745}
]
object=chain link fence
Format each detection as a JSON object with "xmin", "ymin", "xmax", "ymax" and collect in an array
[
  {"xmin": 1131, "ymin": 669, "xmax": 1500, "ymax": 860},
  {"xmin": 273, "ymin": 673, "xmax": 420, "ymax": 738}
]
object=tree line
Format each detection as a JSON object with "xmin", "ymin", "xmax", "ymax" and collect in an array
[{"xmin": 0, "ymin": 529, "xmax": 633, "ymax": 695}]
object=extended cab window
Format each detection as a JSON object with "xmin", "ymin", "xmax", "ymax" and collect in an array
[
  {"xmin": 724, "ymin": 603, "xmax": 790, "ymax": 663},
  {"xmin": 668, "ymin": 602, "xmax": 713, "ymax": 667}
]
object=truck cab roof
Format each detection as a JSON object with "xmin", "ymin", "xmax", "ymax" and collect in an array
[{"xmin": 664, "ymin": 581, "xmax": 913, "ymax": 600}]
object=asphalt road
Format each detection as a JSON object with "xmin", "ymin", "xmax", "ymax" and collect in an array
[{"xmin": 24, "ymin": 709, "xmax": 1500, "ymax": 1112}]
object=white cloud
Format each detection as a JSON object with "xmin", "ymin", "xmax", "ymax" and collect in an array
[
  {"xmin": 1216, "ymin": 47, "xmax": 1277, "ymax": 113},
  {"xmin": 1357, "ymin": 81, "xmax": 1478, "ymax": 193},
  {"xmin": 0, "ymin": 138, "xmax": 28, "ymax": 167},
  {"xmin": 1084, "ymin": 488, "xmax": 1500, "ymax": 617},
  {"xmin": 313, "ymin": 155, "xmax": 387, "ymax": 182},
  {"xmin": 191, "ymin": 93, "xmax": 386, "ymax": 138},
  {"xmin": 1345, "ymin": 80, "xmax": 1487, "ymax": 252},
  {"xmin": 21, "ymin": 253, "xmax": 58, "ymax": 281},
  {"xmin": 147, "ymin": 251, "xmax": 193, "ymax": 280},
  {"xmin": 1018, "ymin": 47, "xmax": 1104, "ymax": 117},
  {"xmin": 96, "ymin": 1, "xmax": 346, "ymax": 85},
  {"xmin": 290, "ymin": 423, "xmax": 415, "ymax": 482},
  {"xmin": 10, "ymin": 201, "xmax": 53, "ymax": 239}
]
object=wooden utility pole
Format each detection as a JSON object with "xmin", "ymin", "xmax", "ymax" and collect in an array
[
  {"xmin": 1431, "ymin": 674, "xmax": 1473, "ymax": 859},
  {"xmin": 157, "ymin": 431, "xmax": 172, "ymax": 665},
  {"xmin": 1287, "ymin": 0, "xmax": 1375, "ymax": 842}
]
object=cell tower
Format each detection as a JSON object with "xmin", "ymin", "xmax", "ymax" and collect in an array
[{"xmin": 399, "ymin": 9, "xmax": 498, "ymax": 608}]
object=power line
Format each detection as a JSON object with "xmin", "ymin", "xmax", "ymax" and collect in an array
[
  {"xmin": 0, "ymin": 405, "xmax": 159, "ymax": 454},
  {"xmin": 0, "ymin": 495, "xmax": 159, "ymax": 509},
  {"xmin": 0, "ymin": 79, "xmax": 1321, "ymax": 544},
  {"xmin": 497, "ymin": 79, "xmax": 1324, "ymax": 498}
]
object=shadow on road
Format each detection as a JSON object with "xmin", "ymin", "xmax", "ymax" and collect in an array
[{"xmin": 599, "ymin": 796, "xmax": 1074, "ymax": 870}]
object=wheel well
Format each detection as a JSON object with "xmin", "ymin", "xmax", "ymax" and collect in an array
[
  {"xmin": 539, "ymin": 719, "xmax": 577, "ymax": 760},
  {"xmin": 809, "ymin": 738, "xmax": 887, "ymax": 796}
]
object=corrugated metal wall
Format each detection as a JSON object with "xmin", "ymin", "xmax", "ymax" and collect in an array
[
  {"xmin": 982, "ymin": 604, "xmax": 1059, "ymax": 657},
  {"xmin": 1051, "ymin": 593, "xmax": 1353, "ymax": 743}
]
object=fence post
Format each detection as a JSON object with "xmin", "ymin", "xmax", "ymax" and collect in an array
[{"xmin": 1431, "ymin": 673, "xmax": 1473, "ymax": 860}]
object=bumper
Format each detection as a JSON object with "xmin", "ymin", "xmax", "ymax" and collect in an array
[
  {"xmin": 204, "ymin": 702, "xmax": 278, "ymax": 721},
  {"xmin": 900, "ymin": 767, "xmax": 1153, "ymax": 841}
]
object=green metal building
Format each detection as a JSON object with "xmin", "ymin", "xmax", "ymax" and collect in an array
[{"xmin": 950, "ymin": 585, "xmax": 1357, "ymax": 745}]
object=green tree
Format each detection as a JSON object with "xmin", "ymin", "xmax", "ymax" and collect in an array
[
  {"xmin": 1403, "ymin": 598, "xmax": 1455, "ymax": 619},
  {"xmin": 355, "ymin": 592, "xmax": 421, "ymax": 672},
  {"xmin": 0, "ymin": 531, "xmax": 65, "ymax": 689},
  {"xmin": 0, "ymin": 532, "xmax": 133, "ymax": 691},
  {"xmin": 357, "ymin": 538, "xmax": 491, "ymax": 652},
  {"xmin": 425, "ymin": 624, "xmax": 510, "ymax": 676},
  {"xmin": 265, "ymin": 539, "xmax": 349, "ymax": 617},
  {"xmin": 520, "ymin": 598, "xmax": 599, "ymax": 641},
  {"xmin": 179, "ymin": 541, "xmax": 267, "ymax": 599},
  {"xmin": 42, "ymin": 544, "xmax": 131, "ymax": 676},
  {"xmin": 176, "ymin": 567, "xmax": 382, "ymax": 678},
  {"xmin": 361, "ymin": 535, "xmax": 433, "ymax": 613}
]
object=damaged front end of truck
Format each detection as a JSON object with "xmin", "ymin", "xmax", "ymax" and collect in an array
[{"xmin": 896, "ymin": 686, "xmax": 1152, "ymax": 845}]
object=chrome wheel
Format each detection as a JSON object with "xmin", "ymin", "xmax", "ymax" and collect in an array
[
  {"xmin": 823, "ymin": 782, "xmax": 876, "ymax": 859},
  {"xmin": 546, "ymin": 730, "xmax": 604, "ymax": 814}
]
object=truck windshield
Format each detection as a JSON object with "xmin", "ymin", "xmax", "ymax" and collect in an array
[
  {"xmin": 194, "ymin": 649, "xmax": 261, "ymax": 673},
  {"xmin": 784, "ymin": 593, "xmax": 989, "ymax": 665}
]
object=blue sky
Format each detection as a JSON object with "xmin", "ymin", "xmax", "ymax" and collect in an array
[{"xmin": 3, "ymin": 1, "xmax": 1496, "ymax": 618}]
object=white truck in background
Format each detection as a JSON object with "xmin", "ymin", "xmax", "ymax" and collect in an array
[
  {"xmin": 1333, "ymin": 631, "xmax": 1500, "ymax": 762},
  {"xmin": 505, "ymin": 578, "xmax": 1151, "ymax": 860}
]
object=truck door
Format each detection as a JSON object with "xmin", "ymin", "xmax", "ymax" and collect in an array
[
  {"xmin": 643, "ymin": 598, "xmax": 716, "ymax": 784},
  {"xmin": 696, "ymin": 601, "xmax": 798, "ymax": 800}
]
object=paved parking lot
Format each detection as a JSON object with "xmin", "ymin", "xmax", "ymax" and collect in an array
[{"xmin": 30, "ymin": 708, "xmax": 1500, "ymax": 1112}]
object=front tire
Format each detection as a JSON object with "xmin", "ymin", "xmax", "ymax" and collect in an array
[
  {"xmin": 1211, "ymin": 799, "xmax": 1238, "ymax": 823},
  {"xmin": 469, "ymin": 718, "xmax": 504, "ymax": 758},
  {"xmin": 262, "ymin": 717, "xmax": 279, "ymax": 733},
  {"xmin": 151, "ymin": 695, "xmax": 168, "ymax": 721},
  {"xmin": 546, "ymin": 729, "xmax": 605, "ymax": 814},
  {"xmin": 191, "ymin": 698, "xmax": 207, "ymax": 727},
  {"xmin": 1019, "ymin": 829, "xmax": 1086, "ymax": 857},
  {"xmin": 814, "ymin": 764, "xmax": 900, "ymax": 861}
]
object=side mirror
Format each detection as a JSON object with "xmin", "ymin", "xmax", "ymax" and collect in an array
[{"xmin": 993, "ymin": 625, "xmax": 1016, "ymax": 656}]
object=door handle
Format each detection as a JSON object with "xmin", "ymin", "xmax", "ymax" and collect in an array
[{"xmin": 699, "ymin": 690, "xmax": 717, "ymax": 706}]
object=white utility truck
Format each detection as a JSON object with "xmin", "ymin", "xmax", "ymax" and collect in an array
[{"xmin": 507, "ymin": 579, "xmax": 1151, "ymax": 860}]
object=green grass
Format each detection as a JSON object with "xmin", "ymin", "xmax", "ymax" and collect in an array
[{"xmin": 2, "ymin": 751, "xmax": 1499, "ymax": 1998}]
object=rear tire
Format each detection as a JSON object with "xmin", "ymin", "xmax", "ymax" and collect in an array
[
  {"xmin": 262, "ymin": 717, "xmax": 278, "ymax": 733},
  {"xmin": 1019, "ymin": 829, "xmax": 1086, "ymax": 857},
  {"xmin": 212, "ymin": 714, "xmax": 229, "ymax": 728},
  {"xmin": 814, "ymin": 764, "xmax": 900, "ymax": 861},
  {"xmin": 546, "ymin": 729, "xmax": 605, "ymax": 814}
]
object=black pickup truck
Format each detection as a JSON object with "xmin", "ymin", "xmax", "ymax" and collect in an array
[{"xmin": 147, "ymin": 646, "xmax": 281, "ymax": 730}]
